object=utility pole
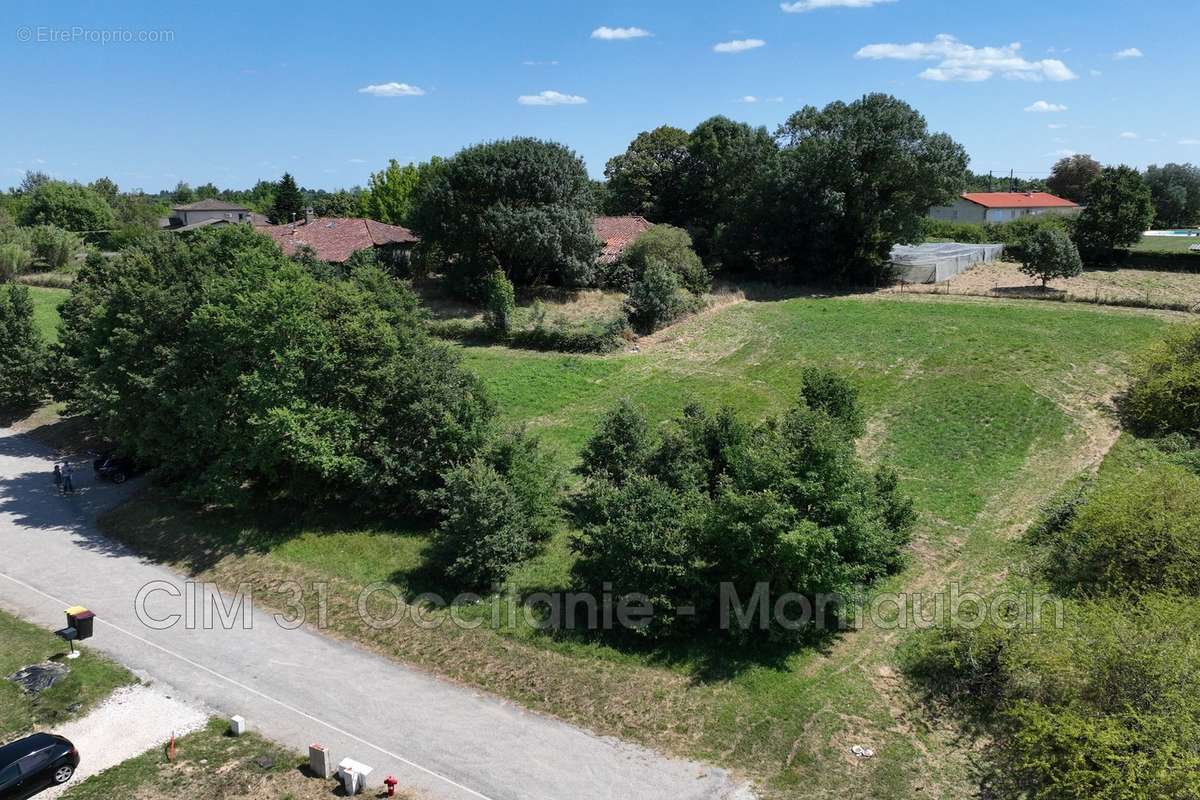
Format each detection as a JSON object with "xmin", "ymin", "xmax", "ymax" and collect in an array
[{"xmin": 1009, "ymin": 169, "xmax": 1015, "ymax": 192}]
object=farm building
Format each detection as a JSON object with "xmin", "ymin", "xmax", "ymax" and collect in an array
[
  {"xmin": 593, "ymin": 216, "xmax": 653, "ymax": 263},
  {"xmin": 262, "ymin": 216, "xmax": 418, "ymax": 263},
  {"xmin": 929, "ymin": 192, "xmax": 1080, "ymax": 224}
]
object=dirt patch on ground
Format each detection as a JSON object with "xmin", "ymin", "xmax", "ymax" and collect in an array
[{"xmin": 890, "ymin": 260, "xmax": 1200, "ymax": 313}]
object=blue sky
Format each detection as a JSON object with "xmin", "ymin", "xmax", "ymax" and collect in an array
[{"xmin": 3, "ymin": 0, "xmax": 1196, "ymax": 192}]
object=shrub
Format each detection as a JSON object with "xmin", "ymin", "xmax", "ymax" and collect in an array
[
  {"xmin": 571, "ymin": 475, "xmax": 709, "ymax": 638},
  {"xmin": 29, "ymin": 225, "xmax": 83, "ymax": 271},
  {"xmin": 1124, "ymin": 323, "xmax": 1200, "ymax": 437},
  {"xmin": 1017, "ymin": 227, "xmax": 1083, "ymax": 287},
  {"xmin": 481, "ymin": 269, "xmax": 516, "ymax": 334},
  {"xmin": 902, "ymin": 594, "xmax": 1200, "ymax": 800},
  {"xmin": 618, "ymin": 225, "xmax": 710, "ymax": 294},
  {"xmin": 0, "ymin": 243, "xmax": 33, "ymax": 281},
  {"xmin": 0, "ymin": 284, "xmax": 46, "ymax": 408},
  {"xmin": 799, "ymin": 365, "xmax": 866, "ymax": 437},
  {"xmin": 578, "ymin": 398, "xmax": 651, "ymax": 484},
  {"xmin": 434, "ymin": 458, "xmax": 538, "ymax": 588},
  {"xmin": 1036, "ymin": 465, "xmax": 1200, "ymax": 596},
  {"xmin": 623, "ymin": 260, "xmax": 697, "ymax": 334}
]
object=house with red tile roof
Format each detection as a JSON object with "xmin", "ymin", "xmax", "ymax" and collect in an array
[
  {"xmin": 929, "ymin": 192, "xmax": 1080, "ymax": 224},
  {"xmin": 593, "ymin": 216, "xmax": 654, "ymax": 263},
  {"xmin": 262, "ymin": 216, "xmax": 418, "ymax": 263}
]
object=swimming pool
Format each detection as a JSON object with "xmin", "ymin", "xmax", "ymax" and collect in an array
[{"xmin": 1145, "ymin": 229, "xmax": 1200, "ymax": 237}]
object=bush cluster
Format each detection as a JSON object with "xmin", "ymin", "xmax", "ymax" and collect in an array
[
  {"xmin": 1124, "ymin": 323, "xmax": 1200, "ymax": 437},
  {"xmin": 571, "ymin": 368, "xmax": 915, "ymax": 640},
  {"xmin": 901, "ymin": 595, "xmax": 1200, "ymax": 800}
]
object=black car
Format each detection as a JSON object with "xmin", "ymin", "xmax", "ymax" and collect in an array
[
  {"xmin": 92, "ymin": 452, "xmax": 139, "ymax": 484},
  {"xmin": 0, "ymin": 733, "xmax": 79, "ymax": 798}
]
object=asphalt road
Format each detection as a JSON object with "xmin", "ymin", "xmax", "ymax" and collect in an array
[{"xmin": 0, "ymin": 426, "xmax": 751, "ymax": 800}]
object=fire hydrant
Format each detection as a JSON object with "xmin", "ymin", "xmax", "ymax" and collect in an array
[{"xmin": 384, "ymin": 775, "xmax": 398, "ymax": 797}]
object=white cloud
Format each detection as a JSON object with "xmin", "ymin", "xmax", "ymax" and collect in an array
[
  {"xmin": 767, "ymin": 96, "xmax": 785, "ymax": 102},
  {"xmin": 1114, "ymin": 47, "xmax": 1143, "ymax": 59},
  {"xmin": 1048, "ymin": 123, "xmax": 1068, "ymax": 129},
  {"xmin": 1119, "ymin": 131, "xmax": 1139, "ymax": 139},
  {"xmin": 357, "ymin": 82, "xmax": 425, "ymax": 97},
  {"xmin": 517, "ymin": 90, "xmax": 587, "ymax": 106},
  {"xmin": 522, "ymin": 59, "xmax": 560, "ymax": 66},
  {"xmin": 855, "ymin": 34, "xmax": 1078, "ymax": 82},
  {"xmin": 591, "ymin": 26, "xmax": 651, "ymax": 40},
  {"xmin": 1025, "ymin": 100, "xmax": 1067, "ymax": 112},
  {"xmin": 1180, "ymin": 138, "xmax": 1200, "ymax": 146},
  {"xmin": 781, "ymin": 0, "xmax": 895, "ymax": 11},
  {"xmin": 1090, "ymin": 69, "xmax": 1103, "ymax": 77},
  {"xmin": 738, "ymin": 95, "xmax": 760, "ymax": 103},
  {"xmin": 1047, "ymin": 148, "xmax": 1077, "ymax": 158},
  {"xmin": 714, "ymin": 38, "xmax": 766, "ymax": 53},
  {"xmin": 347, "ymin": 158, "xmax": 367, "ymax": 164}
]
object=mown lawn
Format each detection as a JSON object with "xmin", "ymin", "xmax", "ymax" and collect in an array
[
  {"xmin": 27, "ymin": 285, "xmax": 69, "ymax": 343},
  {"xmin": 0, "ymin": 608, "xmax": 134, "ymax": 741},
  {"xmin": 1132, "ymin": 233, "xmax": 1200, "ymax": 253},
  {"xmin": 100, "ymin": 293, "xmax": 1171, "ymax": 799}
]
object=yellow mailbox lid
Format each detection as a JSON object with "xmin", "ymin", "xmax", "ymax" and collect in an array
[{"xmin": 65, "ymin": 606, "xmax": 89, "ymax": 616}]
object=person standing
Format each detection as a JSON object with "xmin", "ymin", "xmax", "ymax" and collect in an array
[
  {"xmin": 61, "ymin": 461, "xmax": 74, "ymax": 495},
  {"xmin": 53, "ymin": 463, "xmax": 62, "ymax": 493}
]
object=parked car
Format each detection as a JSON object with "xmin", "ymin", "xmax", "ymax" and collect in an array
[
  {"xmin": 0, "ymin": 733, "xmax": 79, "ymax": 798},
  {"xmin": 91, "ymin": 451, "xmax": 140, "ymax": 484}
]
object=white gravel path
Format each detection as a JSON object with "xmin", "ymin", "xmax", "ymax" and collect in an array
[{"xmin": 41, "ymin": 683, "xmax": 208, "ymax": 797}]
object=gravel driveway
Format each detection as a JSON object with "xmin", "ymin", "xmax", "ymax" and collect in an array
[{"xmin": 42, "ymin": 683, "xmax": 208, "ymax": 797}]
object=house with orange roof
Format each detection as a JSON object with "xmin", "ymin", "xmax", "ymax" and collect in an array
[{"xmin": 929, "ymin": 192, "xmax": 1081, "ymax": 224}]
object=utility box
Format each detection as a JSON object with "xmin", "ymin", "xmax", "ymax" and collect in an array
[
  {"xmin": 73, "ymin": 610, "xmax": 95, "ymax": 640},
  {"xmin": 337, "ymin": 758, "xmax": 373, "ymax": 795},
  {"xmin": 65, "ymin": 606, "xmax": 95, "ymax": 640},
  {"xmin": 308, "ymin": 744, "xmax": 333, "ymax": 779},
  {"xmin": 229, "ymin": 715, "xmax": 246, "ymax": 736}
]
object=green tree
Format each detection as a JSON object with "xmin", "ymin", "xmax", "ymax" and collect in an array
[
  {"xmin": 194, "ymin": 182, "xmax": 221, "ymax": 200},
  {"xmin": 19, "ymin": 170, "xmax": 50, "ymax": 194},
  {"xmin": 1073, "ymin": 165, "xmax": 1155, "ymax": 264},
  {"xmin": 362, "ymin": 159, "xmax": 440, "ymax": 225},
  {"xmin": 682, "ymin": 116, "xmax": 778, "ymax": 269},
  {"xmin": 1145, "ymin": 162, "xmax": 1200, "ymax": 228},
  {"xmin": 270, "ymin": 172, "xmax": 304, "ymax": 224},
  {"xmin": 0, "ymin": 243, "xmax": 33, "ymax": 281},
  {"xmin": 1046, "ymin": 154, "xmax": 1102, "ymax": 204},
  {"xmin": 170, "ymin": 181, "xmax": 195, "ymax": 204},
  {"xmin": 57, "ymin": 224, "xmax": 496, "ymax": 511},
  {"xmin": 0, "ymin": 284, "xmax": 46, "ymax": 408},
  {"xmin": 20, "ymin": 181, "xmax": 116, "ymax": 232},
  {"xmin": 603, "ymin": 125, "xmax": 691, "ymax": 224},
  {"xmin": 410, "ymin": 138, "xmax": 599, "ymax": 294},
  {"xmin": 771, "ymin": 94, "xmax": 968, "ymax": 283},
  {"xmin": 1017, "ymin": 226, "xmax": 1083, "ymax": 287},
  {"xmin": 88, "ymin": 177, "xmax": 120, "ymax": 205}
]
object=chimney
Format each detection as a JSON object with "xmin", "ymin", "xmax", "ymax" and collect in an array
[{"xmin": 304, "ymin": 206, "xmax": 313, "ymax": 225}]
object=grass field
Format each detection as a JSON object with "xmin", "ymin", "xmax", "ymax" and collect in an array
[
  {"xmin": 1132, "ymin": 233, "xmax": 1200, "ymax": 253},
  {"xmin": 0, "ymin": 608, "xmax": 134, "ymax": 741},
  {"xmin": 98, "ymin": 292, "xmax": 1175, "ymax": 799},
  {"xmin": 27, "ymin": 285, "xmax": 69, "ymax": 343}
]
